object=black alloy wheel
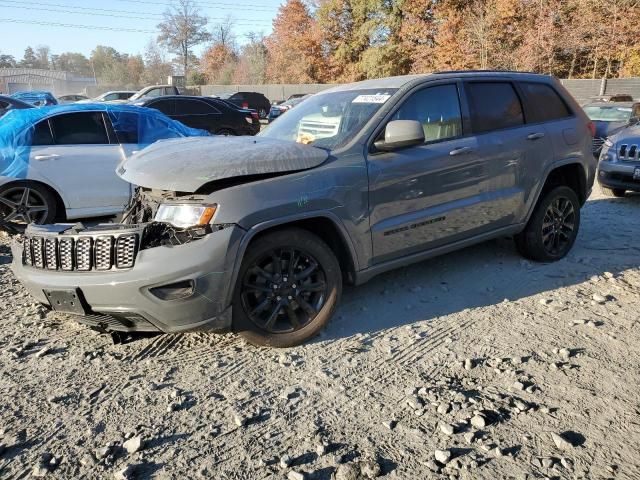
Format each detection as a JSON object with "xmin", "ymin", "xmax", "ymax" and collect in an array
[
  {"xmin": 515, "ymin": 185, "xmax": 581, "ymax": 262},
  {"xmin": 241, "ymin": 247, "xmax": 328, "ymax": 334},
  {"xmin": 541, "ymin": 196, "xmax": 576, "ymax": 256},
  {"xmin": 233, "ymin": 228, "xmax": 341, "ymax": 347}
]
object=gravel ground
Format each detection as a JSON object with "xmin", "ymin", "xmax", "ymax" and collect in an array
[{"xmin": 1, "ymin": 186, "xmax": 639, "ymax": 480}]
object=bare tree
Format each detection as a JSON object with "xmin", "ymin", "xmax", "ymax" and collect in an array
[
  {"xmin": 211, "ymin": 15, "xmax": 236, "ymax": 50},
  {"xmin": 157, "ymin": 0, "xmax": 210, "ymax": 79}
]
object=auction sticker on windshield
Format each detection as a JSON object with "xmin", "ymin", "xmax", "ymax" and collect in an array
[{"xmin": 352, "ymin": 94, "xmax": 391, "ymax": 104}]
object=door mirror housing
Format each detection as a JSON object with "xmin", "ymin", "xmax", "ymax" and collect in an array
[{"xmin": 374, "ymin": 120, "xmax": 425, "ymax": 151}]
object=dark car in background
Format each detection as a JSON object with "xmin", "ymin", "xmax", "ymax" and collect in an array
[
  {"xmin": 267, "ymin": 94, "xmax": 310, "ymax": 123},
  {"xmin": 11, "ymin": 91, "xmax": 57, "ymax": 107},
  {"xmin": 584, "ymin": 101, "xmax": 640, "ymax": 155},
  {"xmin": 139, "ymin": 95, "xmax": 260, "ymax": 136},
  {"xmin": 0, "ymin": 95, "xmax": 34, "ymax": 118},
  {"xmin": 215, "ymin": 92, "xmax": 271, "ymax": 119}
]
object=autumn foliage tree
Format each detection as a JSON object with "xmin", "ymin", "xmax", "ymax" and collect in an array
[{"xmin": 265, "ymin": 0, "xmax": 325, "ymax": 83}]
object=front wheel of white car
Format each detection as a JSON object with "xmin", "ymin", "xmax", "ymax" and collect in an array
[{"xmin": 0, "ymin": 181, "xmax": 57, "ymax": 228}]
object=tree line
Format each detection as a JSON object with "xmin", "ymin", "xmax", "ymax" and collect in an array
[
  {"xmin": 205, "ymin": 0, "xmax": 640, "ymax": 84},
  {"xmin": 1, "ymin": 0, "xmax": 639, "ymax": 87}
]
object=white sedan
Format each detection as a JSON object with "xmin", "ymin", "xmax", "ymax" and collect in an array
[{"xmin": 0, "ymin": 104, "xmax": 208, "ymax": 226}]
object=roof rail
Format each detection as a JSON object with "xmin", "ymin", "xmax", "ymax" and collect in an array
[{"xmin": 433, "ymin": 69, "xmax": 541, "ymax": 75}]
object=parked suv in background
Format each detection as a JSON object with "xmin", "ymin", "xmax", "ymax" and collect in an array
[
  {"xmin": 139, "ymin": 96, "xmax": 260, "ymax": 136},
  {"xmin": 12, "ymin": 71, "xmax": 594, "ymax": 347},
  {"xmin": 583, "ymin": 101, "xmax": 640, "ymax": 156},
  {"xmin": 597, "ymin": 122, "xmax": 640, "ymax": 196},
  {"xmin": 215, "ymin": 92, "xmax": 271, "ymax": 119}
]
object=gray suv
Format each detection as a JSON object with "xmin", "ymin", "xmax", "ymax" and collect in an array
[
  {"xmin": 597, "ymin": 122, "xmax": 640, "ymax": 196},
  {"xmin": 12, "ymin": 71, "xmax": 595, "ymax": 347}
]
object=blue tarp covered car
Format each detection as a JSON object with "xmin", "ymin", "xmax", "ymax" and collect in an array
[
  {"xmin": 0, "ymin": 104, "xmax": 210, "ymax": 226},
  {"xmin": 11, "ymin": 90, "xmax": 58, "ymax": 107},
  {"xmin": 1, "ymin": 103, "xmax": 210, "ymax": 178}
]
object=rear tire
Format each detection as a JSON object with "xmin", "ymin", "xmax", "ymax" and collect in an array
[
  {"xmin": 602, "ymin": 186, "xmax": 626, "ymax": 198},
  {"xmin": 232, "ymin": 228, "xmax": 342, "ymax": 347},
  {"xmin": 515, "ymin": 186, "xmax": 580, "ymax": 262},
  {"xmin": 215, "ymin": 128, "xmax": 235, "ymax": 136}
]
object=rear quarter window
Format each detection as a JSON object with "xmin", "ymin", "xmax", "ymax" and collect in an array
[
  {"xmin": 519, "ymin": 82, "xmax": 572, "ymax": 123},
  {"xmin": 465, "ymin": 82, "xmax": 524, "ymax": 133}
]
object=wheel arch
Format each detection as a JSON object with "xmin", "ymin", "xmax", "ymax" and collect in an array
[
  {"xmin": 0, "ymin": 178, "xmax": 66, "ymax": 221},
  {"xmin": 225, "ymin": 212, "xmax": 359, "ymax": 307},
  {"xmin": 525, "ymin": 160, "xmax": 588, "ymax": 224}
]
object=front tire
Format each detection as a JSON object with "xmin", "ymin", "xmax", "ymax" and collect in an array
[
  {"xmin": 515, "ymin": 186, "xmax": 580, "ymax": 262},
  {"xmin": 232, "ymin": 228, "xmax": 342, "ymax": 347}
]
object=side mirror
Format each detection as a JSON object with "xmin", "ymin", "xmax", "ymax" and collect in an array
[{"xmin": 374, "ymin": 120, "xmax": 425, "ymax": 152}]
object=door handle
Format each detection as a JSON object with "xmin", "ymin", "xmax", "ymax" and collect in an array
[
  {"xmin": 527, "ymin": 132, "xmax": 545, "ymax": 140},
  {"xmin": 34, "ymin": 154, "xmax": 60, "ymax": 161},
  {"xmin": 449, "ymin": 146, "xmax": 473, "ymax": 156}
]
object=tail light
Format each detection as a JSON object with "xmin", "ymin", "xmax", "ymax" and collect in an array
[
  {"xmin": 587, "ymin": 121, "xmax": 596, "ymax": 137},
  {"xmin": 250, "ymin": 112, "xmax": 259, "ymax": 121},
  {"xmin": 242, "ymin": 102, "xmax": 249, "ymax": 109}
]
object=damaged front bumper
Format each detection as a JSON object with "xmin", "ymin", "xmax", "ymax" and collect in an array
[{"xmin": 11, "ymin": 222, "xmax": 245, "ymax": 333}]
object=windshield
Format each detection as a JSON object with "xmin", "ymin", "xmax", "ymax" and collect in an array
[
  {"xmin": 584, "ymin": 106, "xmax": 632, "ymax": 122},
  {"xmin": 259, "ymin": 88, "xmax": 398, "ymax": 150}
]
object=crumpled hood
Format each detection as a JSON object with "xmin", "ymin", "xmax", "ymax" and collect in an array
[
  {"xmin": 608, "ymin": 124, "xmax": 640, "ymax": 147},
  {"xmin": 118, "ymin": 136, "xmax": 329, "ymax": 192}
]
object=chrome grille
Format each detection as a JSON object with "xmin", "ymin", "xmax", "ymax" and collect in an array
[
  {"xmin": 32, "ymin": 237, "xmax": 44, "ymax": 268},
  {"xmin": 115, "ymin": 235, "xmax": 138, "ymax": 268},
  {"xmin": 45, "ymin": 238, "xmax": 58, "ymax": 270},
  {"xmin": 619, "ymin": 143, "xmax": 640, "ymax": 161},
  {"xmin": 59, "ymin": 238, "xmax": 74, "ymax": 271},
  {"xmin": 22, "ymin": 236, "xmax": 32, "ymax": 266},
  {"xmin": 75, "ymin": 237, "xmax": 92, "ymax": 271},
  {"xmin": 94, "ymin": 236, "xmax": 113, "ymax": 271},
  {"xmin": 22, "ymin": 233, "xmax": 139, "ymax": 272}
]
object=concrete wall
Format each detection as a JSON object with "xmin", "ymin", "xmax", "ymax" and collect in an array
[
  {"xmin": 3, "ymin": 68, "xmax": 640, "ymax": 104},
  {"xmin": 197, "ymin": 78, "xmax": 640, "ymax": 104}
]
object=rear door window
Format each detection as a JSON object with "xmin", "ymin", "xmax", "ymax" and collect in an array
[
  {"xmin": 50, "ymin": 112, "xmax": 109, "ymax": 144},
  {"xmin": 179, "ymin": 99, "xmax": 219, "ymax": 115},
  {"xmin": 519, "ymin": 82, "xmax": 571, "ymax": 123},
  {"xmin": 465, "ymin": 82, "xmax": 524, "ymax": 133},
  {"xmin": 392, "ymin": 84, "xmax": 463, "ymax": 143},
  {"xmin": 31, "ymin": 120, "xmax": 54, "ymax": 146},
  {"xmin": 150, "ymin": 99, "xmax": 175, "ymax": 116}
]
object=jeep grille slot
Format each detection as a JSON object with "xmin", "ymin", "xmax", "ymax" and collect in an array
[
  {"xmin": 76, "ymin": 237, "xmax": 92, "ymax": 271},
  {"xmin": 619, "ymin": 143, "xmax": 639, "ymax": 161},
  {"xmin": 95, "ymin": 236, "xmax": 113, "ymax": 271},
  {"xmin": 22, "ymin": 234, "xmax": 139, "ymax": 272}
]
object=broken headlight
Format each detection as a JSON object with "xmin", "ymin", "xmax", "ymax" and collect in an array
[{"xmin": 155, "ymin": 204, "xmax": 218, "ymax": 228}]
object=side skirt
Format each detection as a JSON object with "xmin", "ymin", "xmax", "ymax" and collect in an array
[{"xmin": 354, "ymin": 224, "xmax": 525, "ymax": 286}]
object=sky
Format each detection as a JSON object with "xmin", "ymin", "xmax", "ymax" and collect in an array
[{"xmin": 0, "ymin": 0, "xmax": 282, "ymax": 60}]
